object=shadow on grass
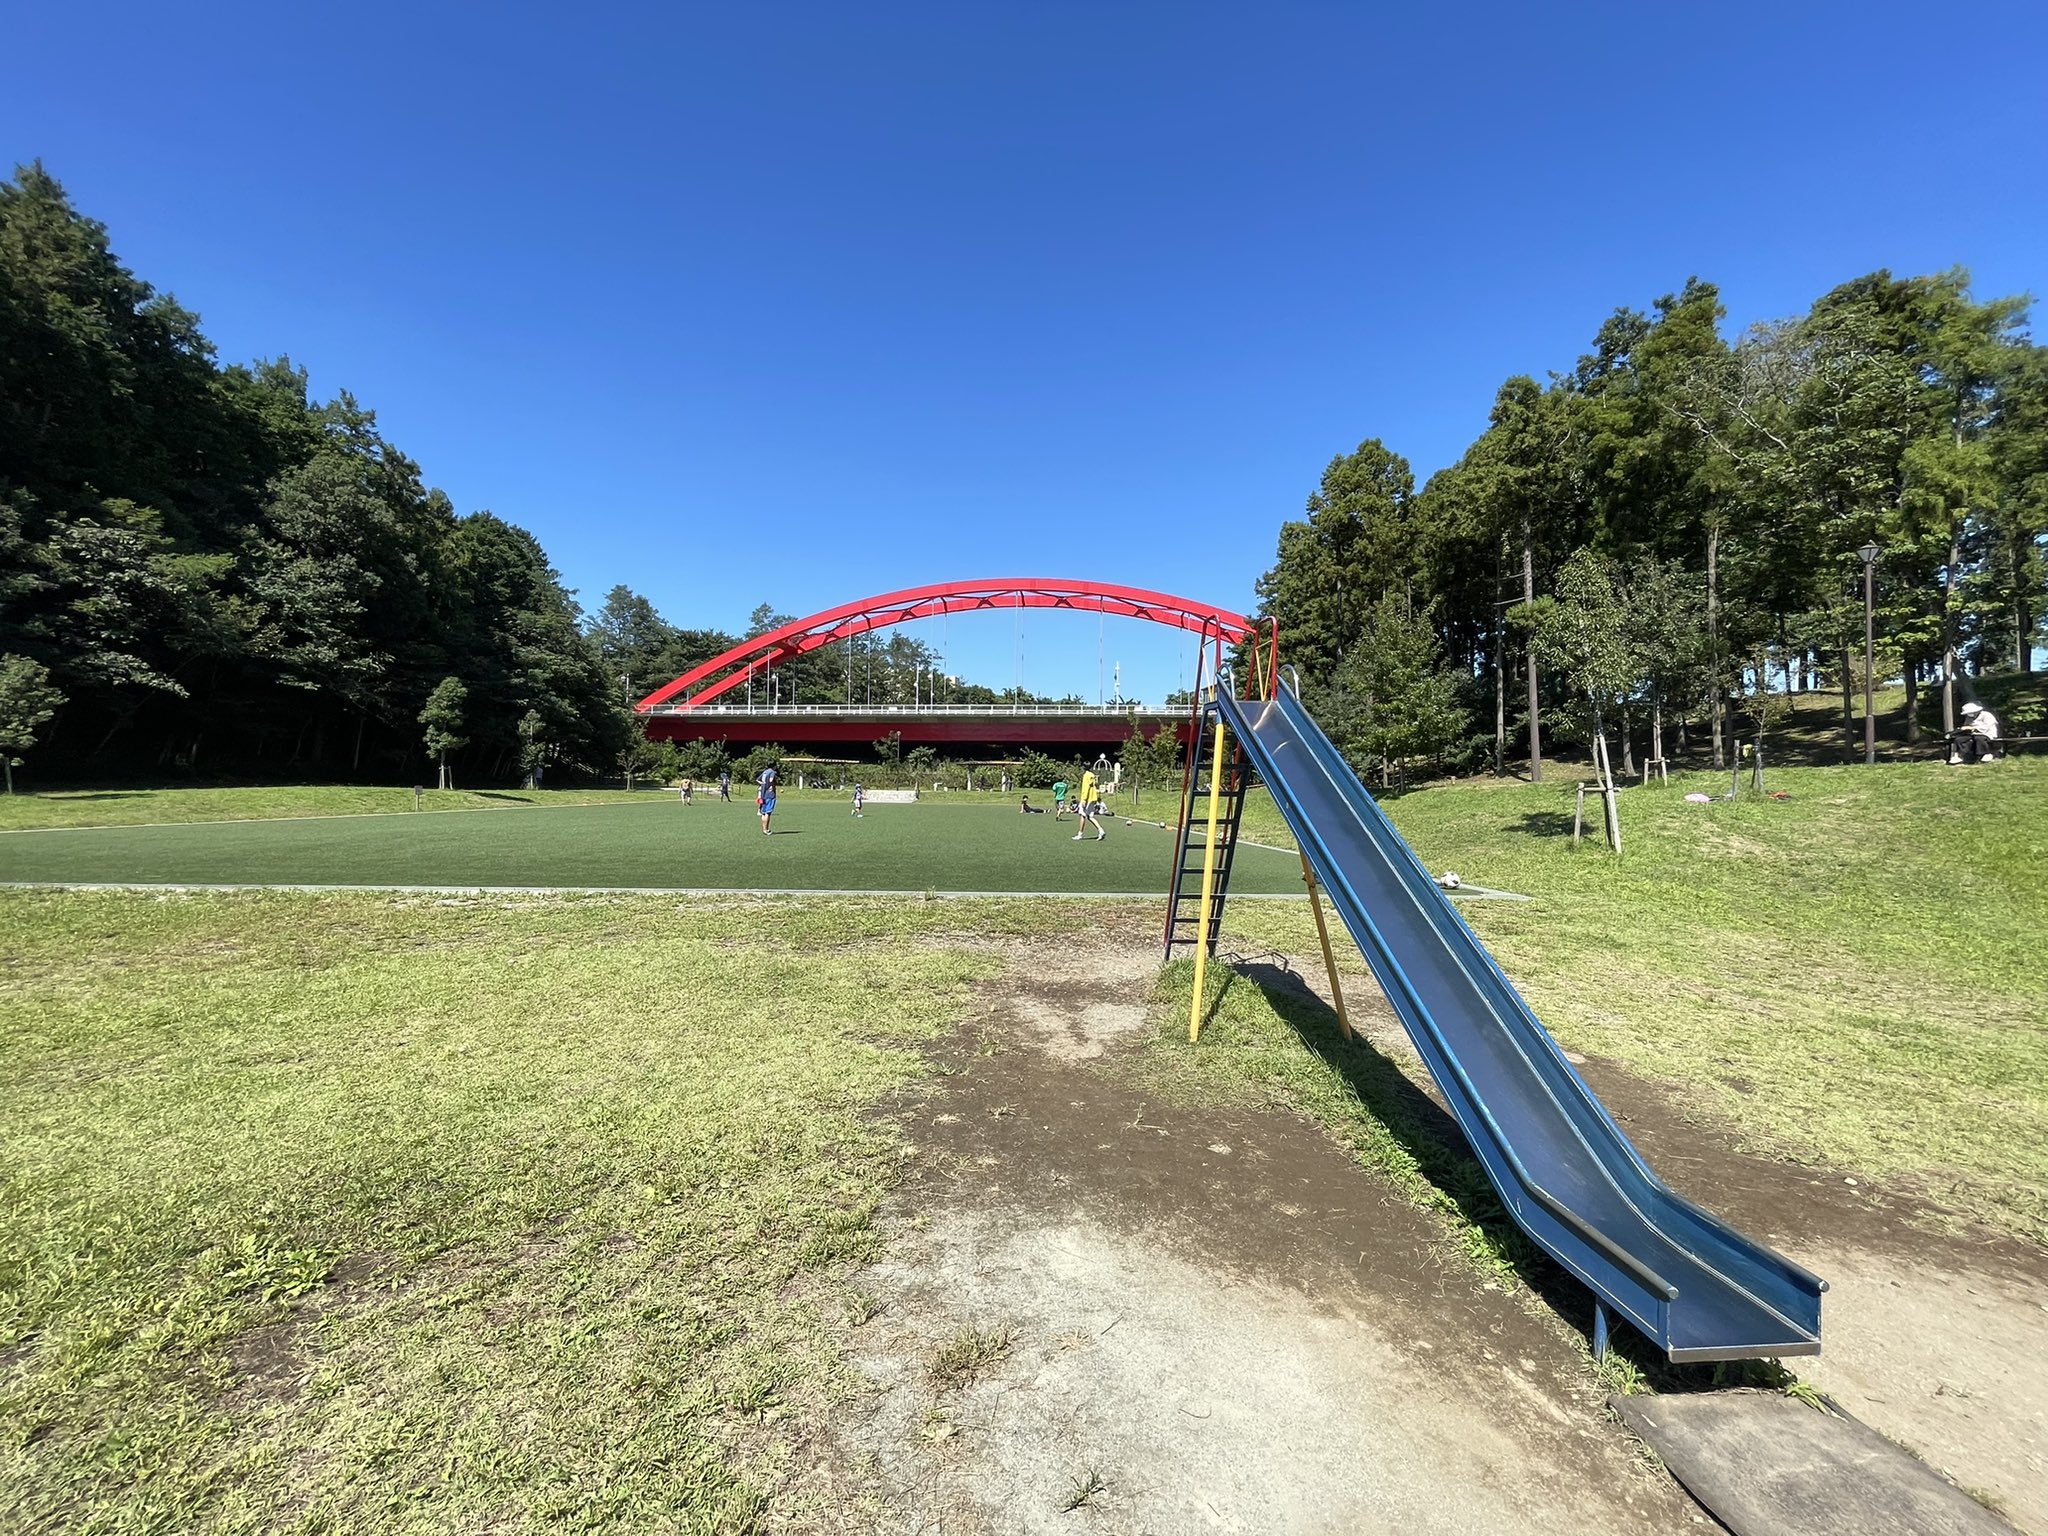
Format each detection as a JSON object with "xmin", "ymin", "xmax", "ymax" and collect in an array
[
  {"xmin": 38, "ymin": 791, "xmax": 148, "ymax": 802},
  {"xmin": 1233, "ymin": 962, "xmax": 1577, "ymax": 1308},
  {"xmin": 1229, "ymin": 960, "xmax": 1776, "ymax": 1393},
  {"xmin": 474, "ymin": 792, "xmax": 535, "ymax": 804},
  {"xmin": 1512, "ymin": 809, "xmax": 1575, "ymax": 839}
]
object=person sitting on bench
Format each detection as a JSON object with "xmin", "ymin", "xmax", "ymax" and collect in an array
[{"xmin": 1949, "ymin": 701, "xmax": 2002, "ymax": 763}]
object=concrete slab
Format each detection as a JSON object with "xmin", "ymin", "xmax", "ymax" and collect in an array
[{"xmin": 1610, "ymin": 1391, "xmax": 2023, "ymax": 1536}]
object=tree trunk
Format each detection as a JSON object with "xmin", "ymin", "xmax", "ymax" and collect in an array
[
  {"xmin": 352, "ymin": 711, "xmax": 367, "ymax": 773},
  {"xmin": 1493, "ymin": 552, "xmax": 1507, "ymax": 776},
  {"xmin": 1942, "ymin": 513, "xmax": 1960, "ymax": 735},
  {"xmin": 1706, "ymin": 523, "xmax": 1724, "ymax": 770},
  {"xmin": 1619, "ymin": 703, "xmax": 1635, "ymax": 777},
  {"xmin": 1591, "ymin": 720, "xmax": 1621, "ymax": 855},
  {"xmin": 1904, "ymin": 663, "xmax": 1920, "ymax": 745},
  {"xmin": 1523, "ymin": 515, "xmax": 1543, "ymax": 782},
  {"xmin": 1652, "ymin": 691, "xmax": 1665, "ymax": 768},
  {"xmin": 1840, "ymin": 646, "xmax": 1857, "ymax": 750},
  {"xmin": 3, "ymin": 759, "xmax": 12, "ymax": 794}
]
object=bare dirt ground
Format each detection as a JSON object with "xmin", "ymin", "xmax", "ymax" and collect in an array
[
  {"xmin": 785, "ymin": 928, "xmax": 1711, "ymax": 1534},
  {"xmin": 1279, "ymin": 949, "xmax": 2048, "ymax": 1535},
  {"xmin": 1586, "ymin": 1064, "xmax": 2048, "ymax": 1534}
]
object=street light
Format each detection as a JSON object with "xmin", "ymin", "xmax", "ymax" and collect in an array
[{"xmin": 1859, "ymin": 542, "xmax": 1880, "ymax": 766}]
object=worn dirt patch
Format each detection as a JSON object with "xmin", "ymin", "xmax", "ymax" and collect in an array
[
  {"xmin": 787, "ymin": 937, "xmax": 1706, "ymax": 1533},
  {"xmin": 1267, "ymin": 941, "xmax": 2048, "ymax": 1531},
  {"xmin": 1576, "ymin": 1060, "xmax": 2048, "ymax": 1534}
]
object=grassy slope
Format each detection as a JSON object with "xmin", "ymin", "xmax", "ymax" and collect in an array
[
  {"xmin": 0, "ymin": 798, "xmax": 1303, "ymax": 894},
  {"xmin": 1216, "ymin": 757, "xmax": 2048, "ymax": 1240},
  {"xmin": 0, "ymin": 890, "xmax": 1090, "ymax": 1534}
]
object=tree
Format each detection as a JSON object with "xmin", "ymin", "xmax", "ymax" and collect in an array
[
  {"xmin": 1252, "ymin": 439, "xmax": 1419, "ymax": 687},
  {"xmin": 0, "ymin": 653, "xmax": 64, "ymax": 792},
  {"xmin": 1322, "ymin": 594, "xmax": 1468, "ymax": 788},
  {"xmin": 517, "ymin": 709, "xmax": 547, "ymax": 789},
  {"xmin": 1531, "ymin": 550, "xmax": 1634, "ymax": 848},
  {"xmin": 419, "ymin": 677, "xmax": 467, "ymax": 790}
]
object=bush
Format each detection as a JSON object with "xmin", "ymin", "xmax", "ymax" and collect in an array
[
  {"xmin": 1014, "ymin": 750, "xmax": 1069, "ymax": 788},
  {"xmin": 730, "ymin": 743, "xmax": 787, "ymax": 784},
  {"xmin": 673, "ymin": 738, "xmax": 728, "ymax": 779}
]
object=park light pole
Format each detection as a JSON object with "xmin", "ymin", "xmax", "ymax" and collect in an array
[{"xmin": 1859, "ymin": 542, "xmax": 1879, "ymax": 766}]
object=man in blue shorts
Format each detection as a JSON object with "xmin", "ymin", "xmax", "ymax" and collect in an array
[{"xmin": 756, "ymin": 764, "xmax": 778, "ymax": 834}]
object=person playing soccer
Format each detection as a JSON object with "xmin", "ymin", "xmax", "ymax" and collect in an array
[
  {"xmin": 679, "ymin": 777, "xmax": 694, "ymax": 805},
  {"xmin": 851, "ymin": 781, "xmax": 865, "ymax": 818},
  {"xmin": 756, "ymin": 763, "xmax": 778, "ymax": 834},
  {"xmin": 1052, "ymin": 777, "xmax": 1069, "ymax": 818},
  {"xmin": 718, "ymin": 770, "xmax": 731, "ymax": 802},
  {"xmin": 1072, "ymin": 768, "xmax": 1105, "ymax": 841}
]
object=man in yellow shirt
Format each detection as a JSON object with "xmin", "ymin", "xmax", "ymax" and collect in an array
[{"xmin": 1071, "ymin": 768, "xmax": 1105, "ymax": 841}]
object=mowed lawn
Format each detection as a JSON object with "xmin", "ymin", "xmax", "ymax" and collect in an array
[
  {"xmin": 0, "ymin": 796, "xmax": 1305, "ymax": 895},
  {"xmin": 0, "ymin": 890, "xmax": 1077, "ymax": 1533}
]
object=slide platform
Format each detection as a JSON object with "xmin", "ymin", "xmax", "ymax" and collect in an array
[{"xmin": 1215, "ymin": 686, "xmax": 1824, "ymax": 1361}]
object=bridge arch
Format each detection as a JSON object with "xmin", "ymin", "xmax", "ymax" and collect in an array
[{"xmin": 636, "ymin": 578, "xmax": 1270, "ymax": 713}]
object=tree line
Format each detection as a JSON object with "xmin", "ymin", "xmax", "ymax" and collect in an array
[
  {"xmin": 0, "ymin": 166, "xmax": 1047, "ymax": 788},
  {"xmin": 1252, "ymin": 272, "xmax": 2046, "ymax": 786}
]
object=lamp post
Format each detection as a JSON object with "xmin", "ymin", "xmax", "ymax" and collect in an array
[{"xmin": 1859, "ymin": 542, "xmax": 1879, "ymax": 766}]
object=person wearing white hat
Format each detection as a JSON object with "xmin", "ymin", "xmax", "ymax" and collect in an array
[{"xmin": 1950, "ymin": 701, "xmax": 2002, "ymax": 763}]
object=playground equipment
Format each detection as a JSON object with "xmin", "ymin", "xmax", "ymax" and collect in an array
[{"xmin": 1173, "ymin": 663, "xmax": 1826, "ymax": 1364}]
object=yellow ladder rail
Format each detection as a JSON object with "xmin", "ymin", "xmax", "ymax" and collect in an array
[{"xmin": 1186, "ymin": 704, "xmax": 1231, "ymax": 1043}]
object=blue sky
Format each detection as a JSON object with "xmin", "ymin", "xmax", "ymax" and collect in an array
[{"xmin": 6, "ymin": 2, "xmax": 2044, "ymax": 704}]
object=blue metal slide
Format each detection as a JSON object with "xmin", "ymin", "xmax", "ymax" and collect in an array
[{"xmin": 1214, "ymin": 684, "xmax": 1824, "ymax": 1361}]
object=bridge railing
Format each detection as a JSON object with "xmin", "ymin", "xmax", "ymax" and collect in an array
[{"xmin": 643, "ymin": 702, "xmax": 1159, "ymax": 718}]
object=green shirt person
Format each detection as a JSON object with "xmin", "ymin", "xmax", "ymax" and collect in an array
[{"xmin": 1052, "ymin": 778, "xmax": 1069, "ymax": 816}]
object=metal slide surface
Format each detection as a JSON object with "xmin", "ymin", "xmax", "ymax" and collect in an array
[{"xmin": 1217, "ymin": 687, "xmax": 1823, "ymax": 1361}]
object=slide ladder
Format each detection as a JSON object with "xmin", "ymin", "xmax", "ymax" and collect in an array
[
  {"xmin": 1202, "ymin": 679, "xmax": 1825, "ymax": 1362},
  {"xmin": 1162, "ymin": 707, "xmax": 1249, "ymax": 960}
]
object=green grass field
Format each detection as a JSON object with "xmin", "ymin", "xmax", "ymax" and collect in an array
[
  {"xmin": 0, "ymin": 794, "xmax": 1305, "ymax": 894},
  {"xmin": 4, "ymin": 751, "xmax": 2046, "ymax": 1530},
  {"xmin": 0, "ymin": 890, "xmax": 1077, "ymax": 1533}
]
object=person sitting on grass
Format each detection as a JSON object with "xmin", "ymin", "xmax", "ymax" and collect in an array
[{"xmin": 1019, "ymin": 795, "xmax": 1045, "ymax": 814}]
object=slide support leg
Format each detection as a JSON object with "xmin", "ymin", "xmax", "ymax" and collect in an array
[
  {"xmin": 1300, "ymin": 856, "xmax": 1352, "ymax": 1040},
  {"xmin": 1187, "ymin": 709, "xmax": 1230, "ymax": 1043},
  {"xmin": 1593, "ymin": 1301, "xmax": 1611, "ymax": 1361}
]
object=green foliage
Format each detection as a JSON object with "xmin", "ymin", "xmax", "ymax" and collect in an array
[
  {"xmin": 0, "ymin": 652, "xmax": 64, "ymax": 792},
  {"xmin": 1253, "ymin": 268, "xmax": 2045, "ymax": 771},
  {"xmin": 1013, "ymin": 749, "xmax": 1071, "ymax": 788},
  {"xmin": 730, "ymin": 743, "xmax": 787, "ymax": 784},
  {"xmin": 1321, "ymin": 593, "xmax": 1467, "ymax": 786},
  {"xmin": 418, "ymin": 677, "xmax": 467, "ymax": 788},
  {"xmin": 671, "ymin": 737, "xmax": 728, "ymax": 780},
  {"xmin": 0, "ymin": 165, "xmax": 639, "ymax": 783}
]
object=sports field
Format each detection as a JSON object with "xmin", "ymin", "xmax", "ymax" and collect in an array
[{"xmin": 0, "ymin": 795, "xmax": 1306, "ymax": 894}]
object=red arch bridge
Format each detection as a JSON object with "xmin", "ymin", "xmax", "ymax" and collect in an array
[{"xmin": 634, "ymin": 578, "xmax": 1274, "ymax": 755}]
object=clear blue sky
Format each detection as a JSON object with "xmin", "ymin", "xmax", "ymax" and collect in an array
[{"xmin": 6, "ymin": 2, "xmax": 2044, "ymax": 704}]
